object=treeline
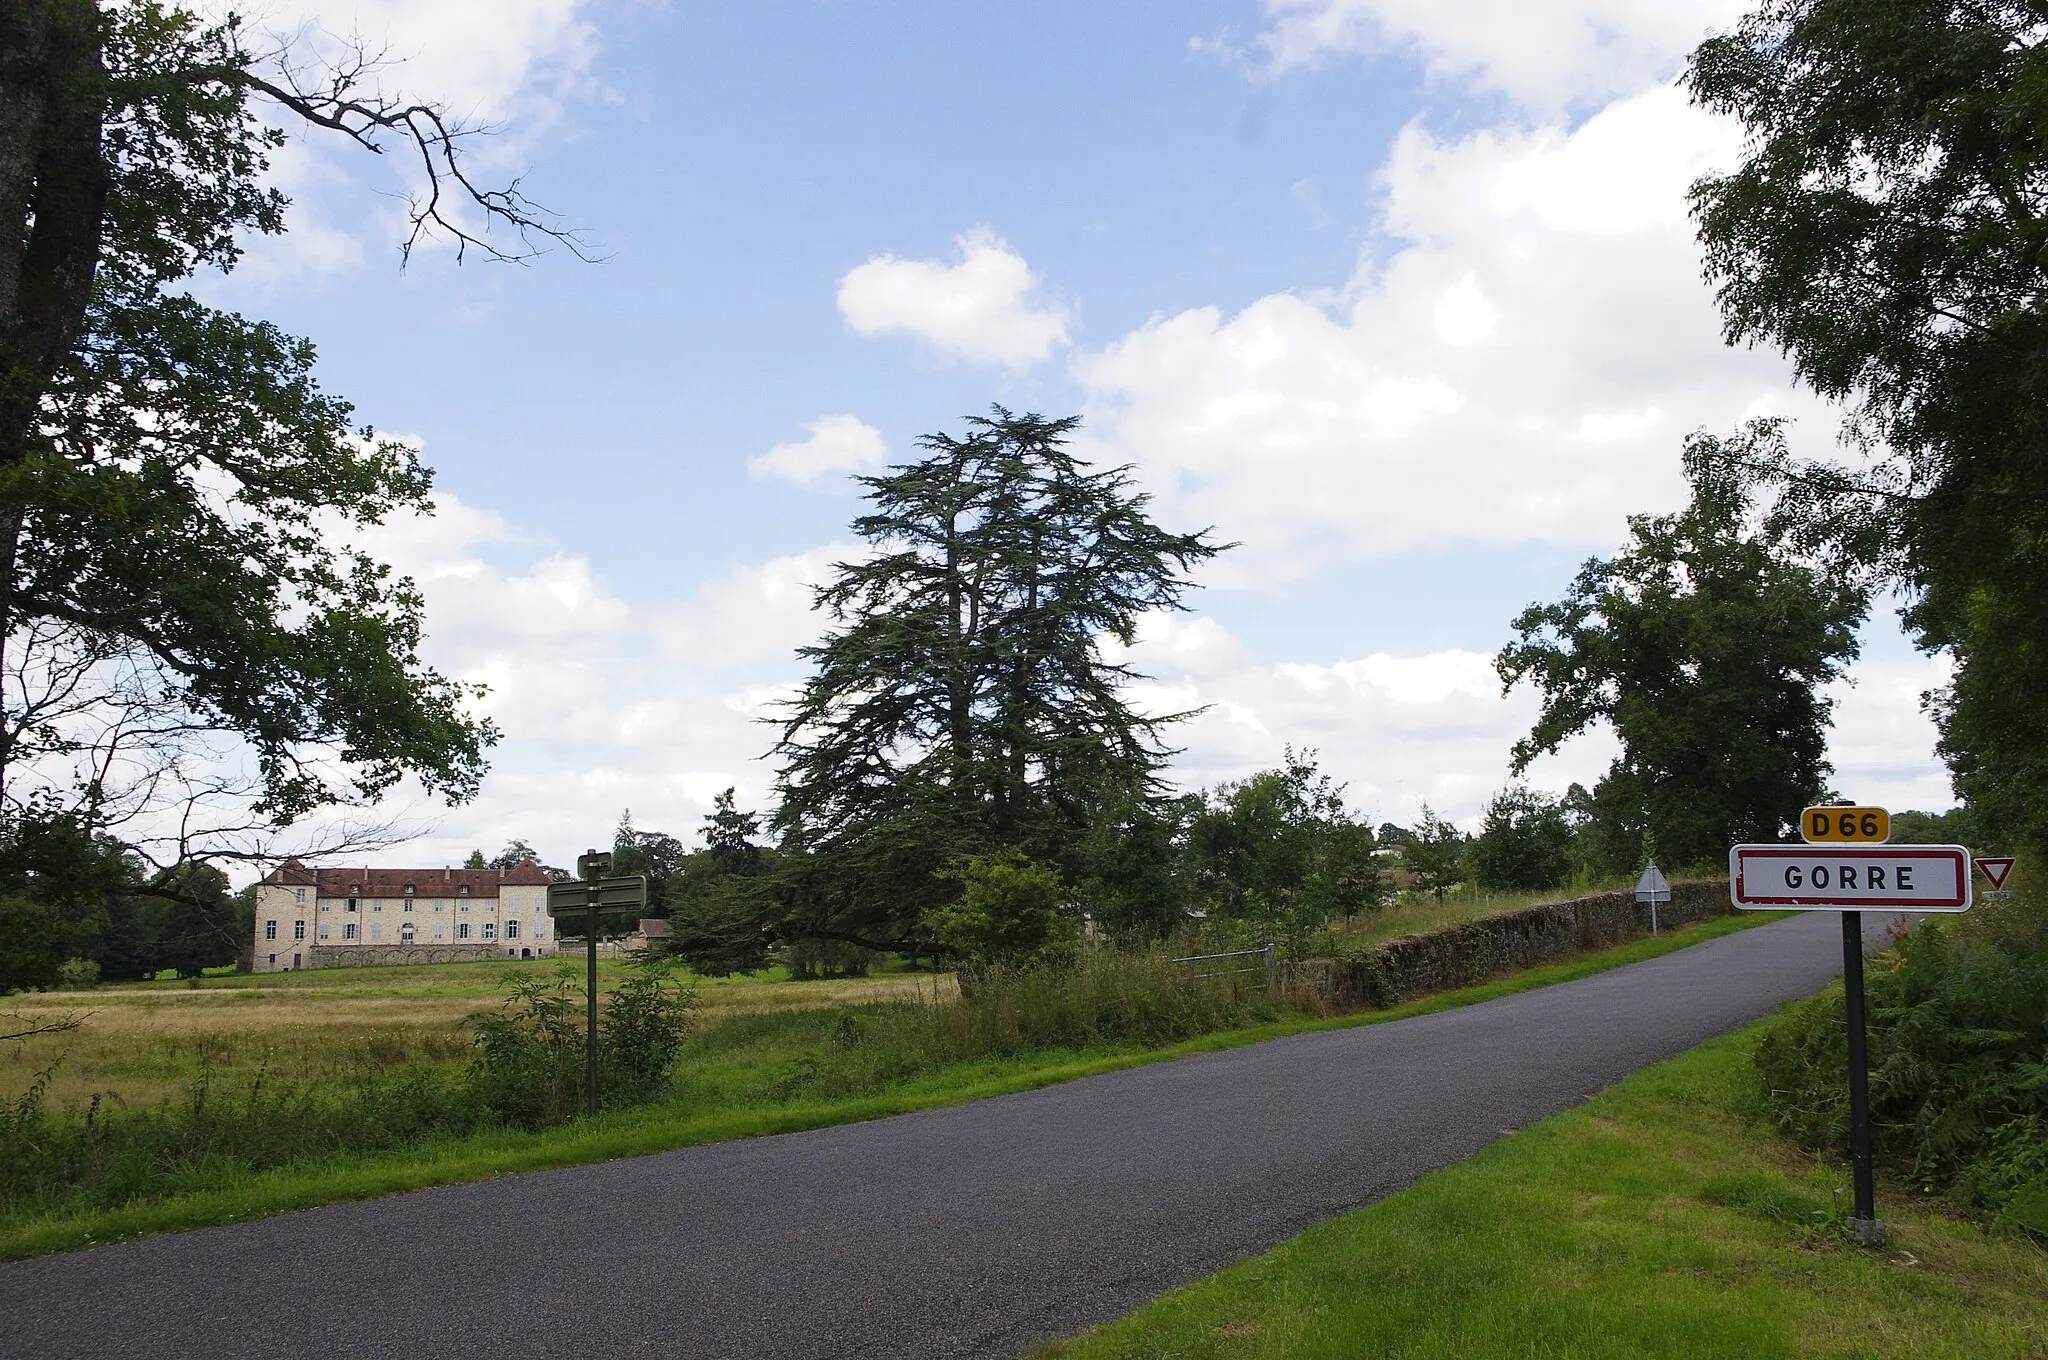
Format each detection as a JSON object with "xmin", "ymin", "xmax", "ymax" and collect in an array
[{"xmin": 0, "ymin": 824, "xmax": 251, "ymax": 989}]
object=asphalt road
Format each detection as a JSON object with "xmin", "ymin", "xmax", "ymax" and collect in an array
[{"xmin": 0, "ymin": 913, "xmax": 1849, "ymax": 1360}]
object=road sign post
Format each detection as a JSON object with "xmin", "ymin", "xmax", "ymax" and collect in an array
[
  {"xmin": 548, "ymin": 852, "xmax": 648, "ymax": 1118},
  {"xmin": 1634, "ymin": 861, "xmax": 1670, "ymax": 935},
  {"xmin": 1730, "ymin": 816, "xmax": 1974, "ymax": 1249}
]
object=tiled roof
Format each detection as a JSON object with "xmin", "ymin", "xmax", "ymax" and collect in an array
[{"xmin": 259, "ymin": 863, "xmax": 554, "ymax": 898}]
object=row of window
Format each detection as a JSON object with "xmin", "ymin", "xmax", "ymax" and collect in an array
[
  {"xmin": 293, "ymin": 920, "xmax": 527, "ymax": 943},
  {"xmin": 317, "ymin": 898, "xmax": 537, "ymax": 913}
]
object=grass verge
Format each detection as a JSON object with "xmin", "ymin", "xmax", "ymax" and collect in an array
[
  {"xmin": 0, "ymin": 910, "xmax": 1778, "ymax": 1263},
  {"xmin": 1034, "ymin": 1018, "xmax": 2048, "ymax": 1360}
]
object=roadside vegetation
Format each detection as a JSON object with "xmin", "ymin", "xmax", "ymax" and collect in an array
[{"xmin": 1037, "ymin": 1019, "xmax": 2048, "ymax": 1360}]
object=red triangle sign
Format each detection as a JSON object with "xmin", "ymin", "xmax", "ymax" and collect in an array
[{"xmin": 1979, "ymin": 857, "xmax": 2015, "ymax": 889}]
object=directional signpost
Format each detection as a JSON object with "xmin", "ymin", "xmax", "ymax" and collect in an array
[
  {"xmin": 1730, "ymin": 807, "xmax": 1974, "ymax": 1248},
  {"xmin": 547, "ymin": 850, "xmax": 648, "ymax": 1116},
  {"xmin": 1634, "ymin": 861, "xmax": 1670, "ymax": 935}
]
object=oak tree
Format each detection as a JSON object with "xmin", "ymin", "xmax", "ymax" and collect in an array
[
  {"xmin": 1497, "ymin": 426, "xmax": 1868, "ymax": 872},
  {"xmin": 1689, "ymin": 0, "xmax": 2048, "ymax": 849}
]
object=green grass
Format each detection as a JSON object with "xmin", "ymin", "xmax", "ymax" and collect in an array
[
  {"xmin": 0, "ymin": 910, "xmax": 1779, "ymax": 1262},
  {"xmin": 1035, "ymin": 1021, "xmax": 2048, "ymax": 1360}
]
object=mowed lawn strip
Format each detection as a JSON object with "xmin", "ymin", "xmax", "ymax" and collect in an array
[
  {"xmin": 1037, "ymin": 1021, "xmax": 2048, "ymax": 1360},
  {"xmin": 0, "ymin": 911, "xmax": 1777, "ymax": 1262}
]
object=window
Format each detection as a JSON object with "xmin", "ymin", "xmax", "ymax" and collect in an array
[
  {"xmin": 370, "ymin": 924, "xmax": 382, "ymax": 941},
  {"xmin": 267, "ymin": 953, "xmax": 275, "ymax": 965},
  {"xmin": 435, "ymin": 902, "xmax": 444, "ymax": 912},
  {"xmin": 320, "ymin": 901, "xmax": 330, "ymax": 912},
  {"xmin": 346, "ymin": 899, "xmax": 358, "ymax": 913},
  {"xmin": 403, "ymin": 900, "xmax": 413, "ymax": 913},
  {"xmin": 264, "ymin": 920, "xmax": 277, "ymax": 940},
  {"xmin": 294, "ymin": 888, "xmax": 306, "ymax": 903},
  {"xmin": 319, "ymin": 926, "xmax": 331, "ymax": 940},
  {"xmin": 372, "ymin": 900, "xmax": 382, "ymax": 912},
  {"xmin": 434, "ymin": 927, "xmax": 444, "ymax": 941},
  {"xmin": 401, "ymin": 924, "xmax": 415, "ymax": 943},
  {"xmin": 459, "ymin": 884, "xmax": 470, "ymax": 897},
  {"xmin": 456, "ymin": 923, "xmax": 471, "ymax": 940},
  {"xmin": 403, "ymin": 882, "xmax": 415, "ymax": 896},
  {"xmin": 349, "ymin": 883, "xmax": 361, "ymax": 896},
  {"xmin": 343, "ymin": 922, "xmax": 358, "ymax": 941},
  {"xmin": 482, "ymin": 922, "xmax": 497, "ymax": 941},
  {"xmin": 294, "ymin": 921, "xmax": 306, "ymax": 941},
  {"xmin": 459, "ymin": 899, "xmax": 469, "ymax": 911},
  {"xmin": 505, "ymin": 919, "xmax": 520, "ymax": 940}
]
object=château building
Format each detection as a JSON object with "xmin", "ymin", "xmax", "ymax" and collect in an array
[{"xmin": 250, "ymin": 860, "xmax": 558, "ymax": 972}]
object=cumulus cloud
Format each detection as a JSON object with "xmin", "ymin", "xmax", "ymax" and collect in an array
[
  {"xmin": 1113, "ymin": 614, "xmax": 1953, "ymax": 829},
  {"xmin": 838, "ymin": 226, "xmax": 1071, "ymax": 368},
  {"xmin": 1233, "ymin": 0, "xmax": 1748, "ymax": 112},
  {"xmin": 1076, "ymin": 85, "xmax": 1824, "ymax": 584},
  {"xmin": 748, "ymin": 414, "xmax": 889, "ymax": 486}
]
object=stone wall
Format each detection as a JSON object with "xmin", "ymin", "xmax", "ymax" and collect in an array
[
  {"xmin": 303, "ymin": 943, "xmax": 545, "ymax": 969},
  {"xmin": 1317, "ymin": 880, "xmax": 1732, "ymax": 1009}
]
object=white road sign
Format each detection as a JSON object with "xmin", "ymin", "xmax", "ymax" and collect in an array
[
  {"xmin": 1633, "ymin": 862, "xmax": 1670, "ymax": 903},
  {"xmin": 1729, "ymin": 844, "xmax": 1972, "ymax": 912}
]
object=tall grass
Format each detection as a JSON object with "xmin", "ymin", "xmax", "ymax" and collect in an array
[{"xmin": 0, "ymin": 945, "xmax": 1288, "ymax": 1227}]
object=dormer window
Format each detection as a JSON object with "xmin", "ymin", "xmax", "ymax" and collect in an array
[
  {"xmin": 349, "ymin": 884, "xmax": 361, "ymax": 896},
  {"xmin": 459, "ymin": 884, "xmax": 470, "ymax": 897},
  {"xmin": 403, "ymin": 882, "xmax": 415, "ymax": 896}
]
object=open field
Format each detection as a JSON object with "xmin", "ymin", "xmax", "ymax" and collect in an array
[
  {"xmin": 3, "ymin": 962, "xmax": 956, "ymax": 1109},
  {"xmin": 1039, "ymin": 1020, "xmax": 2048, "ymax": 1360}
]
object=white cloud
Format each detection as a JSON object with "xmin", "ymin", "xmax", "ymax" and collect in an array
[
  {"xmin": 748, "ymin": 414, "xmax": 889, "ymax": 486},
  {"xmin": 838, "ymin": 226, "xmax": 1071, "ymax": 368},
  {"xmin": 1115, "ymin": 615, "xmax": 1953, "ymax": 829},
  {"xmin": 1238, "ymin": 0, "xmax": 1749, "ymax": 112},
  {"xmin": 1076, "ymin": 85, "xmax": 1825, "ymax": 585}
]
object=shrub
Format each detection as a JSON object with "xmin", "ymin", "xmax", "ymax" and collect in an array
[
  {"xmin": 467, "ymin": 959, "xmax": 698, "ymax": 1127},
  {"xmin": 927, "ymin": 848, "xmax": 1079, "ymax": 974},
  {"xmin": 1753, "ymin": 864, "xmax": 2048, "ymax": 1233}
]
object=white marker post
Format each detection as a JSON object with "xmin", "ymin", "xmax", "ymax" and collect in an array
[{"xmin": 1730, "ymin": 826, "xmax": 1974, "ymax": 1249}]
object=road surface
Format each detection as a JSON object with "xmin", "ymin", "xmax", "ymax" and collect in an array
[{"xmin": 0, "ymin": 912, "xmax": 1848, "ymax": 1359}]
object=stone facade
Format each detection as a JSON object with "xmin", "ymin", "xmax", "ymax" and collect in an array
[{"xmin": 251, "ymin": 860, "xmax": 558, "ymax": 973}]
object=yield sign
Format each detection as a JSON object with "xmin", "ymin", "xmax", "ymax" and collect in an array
[{"xmin": 1978, "ymin": 857, "xmax": 2016, "ymax": 889}]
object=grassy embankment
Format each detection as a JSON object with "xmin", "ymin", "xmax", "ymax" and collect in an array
[
  {"xmin": 0, "ymin": 908, "xmax": 1774, "ymax": 1262},
  {"xmin": 1036, "ymin": 1021, "xmax": 2048, "ymax": 1360}
]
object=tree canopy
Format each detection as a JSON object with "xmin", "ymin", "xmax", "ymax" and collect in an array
[
  {"xmin": 770, "ymin": 408, "xmax": 1223, "ymax": 950},
  {"xmin": 1688, "ymin": 0, "xmax": 2048, "ymax": 849},
  {"xmin": 1497, "ymin": 426, "xmax": 1868, "ymax": 872}
]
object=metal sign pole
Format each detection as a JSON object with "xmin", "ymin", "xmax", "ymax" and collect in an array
[
  {"xmin": 1841, "ymin": 910, "xmax": 1880, "ymax": 1245},
  {"xmin": 586, "ymin": 895, "xmax": 599, "ymax": 1118}
]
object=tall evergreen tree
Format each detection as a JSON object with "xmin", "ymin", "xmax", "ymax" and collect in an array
[{"xmin": 771, "ymin": 408, "xmax": 1223, "ymax": 948}]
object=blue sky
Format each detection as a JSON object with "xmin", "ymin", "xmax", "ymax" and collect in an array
[{"xmin": 212, "ymin": 0, "xmax": 1951, "ymax": 866}]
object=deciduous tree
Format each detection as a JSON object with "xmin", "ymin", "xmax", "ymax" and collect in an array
[
  {"xmin": 1497, "ymin": 428, "xmax": 1867, "ymax": 871},
  {"xmin": 1688, "ymin": 0, "xmax": 2048, "ymax": 850}
]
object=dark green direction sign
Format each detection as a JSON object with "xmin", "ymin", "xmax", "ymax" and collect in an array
[{"xmin": 546, "ymin": 874, "xmax": 648, "ymax": 918}]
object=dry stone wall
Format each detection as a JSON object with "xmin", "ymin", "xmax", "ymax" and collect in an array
[
  {"xmin": 304, "ymin": 944, "xmax": 522, "ymax": 969},
  {"xmin": 1320, "ymin": 880, "xmax": 1732, "ymax": 1009}
]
